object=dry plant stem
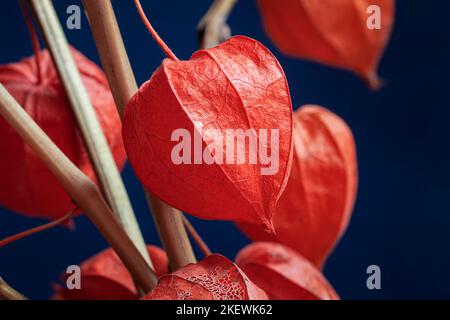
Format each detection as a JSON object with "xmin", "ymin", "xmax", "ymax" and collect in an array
[
  {"xmin": 0, "ymin": 277, "xmax": 27, "ymax": 300},
  {"xmin": 82, "ymin": 0, "xmax": 196, "ymax": 271},
  {"xmin": 0, "ymin": 208, "xmax": 76, "ymax": 248},
  {"xmin": 19, "ymin": 0, "xmax": 42, "ymax": 84},
  {"xmin": 198, "ymin": 0, "xmax": 238, "ymax": 49},
  {"xmin": 0, "ymin": 84, "xmax": 157, "ymax": 292},
  {"xmin": 146, "ymin": 193, "xmax": 197, "ymax": 269},
  {"xmin": 182, "ymin": 215, "xmax": 212, "ymax": 257},
  {"xmin": 82, "ymin": 0, "xmax": 136, "ymax": 119},
  {"xmin": 28, "ymin": 0, "xmax": 152, "ymax": 268}
]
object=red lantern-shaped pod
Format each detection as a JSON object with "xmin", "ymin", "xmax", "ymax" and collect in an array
[
  {"xmin": 238, "ymin": 106, "xmax": 358, "ymax": 268},
  {"xmin": 236, "ymin": 242, "xmax": 339, "ymax": 300},
  {"xmin": 53, "ymin": 245, "xmax": 169, "ymax": 300},
  {"xmin": 144, "ymin": 254, "xmax": 268, "ymax": 300},
  {"xmin": 0, "ymin": 48, "xmax": 126, "ymax": 220},
  {"xmin": 257, "ymin": 0, "xmax": 395, "ymax": 88},
  {"xmin": 123, "ymin": 35, "xmax": 293, "ymax": 230}
]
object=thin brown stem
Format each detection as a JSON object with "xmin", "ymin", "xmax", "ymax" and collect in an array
[
  {"xmin": 0, "ymin": 84, "xmax": 157, "ymax": 292},
  {"xmin": 82, "ymin": 0, "xmax": 196, "ymax": 271},
  {"xmin": 182, "ymin": 215, "xmax": 212, "ymax": 257},
  {"xmin": 133, "ymin": 0, "xmax": 178, "ymax": 60},
  {"xmin": 18, "ymin": 0, "xmax": 42, "ymax": 84},
  {"xmin": 146, "ymin": 193, "xmax": 197, "ymax": 269},
  {"xmin": 29, "ymin": 0, "xmax": 152, "ymax": 270},
  {"xmin": 198, "ymin": 0, "xmax": 238, "ymax": 49},
  {"xmin": 0, "ymin": 208, "xmax": 76, "ymax": 248},
  {"xmin": 0, "ymin": 278, "xmax": 27, "ymax": 300}
]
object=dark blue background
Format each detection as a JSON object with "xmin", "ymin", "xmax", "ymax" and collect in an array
[{"xmin": 1, "ymin": 0, "xmax": 449, "ymax": 299}]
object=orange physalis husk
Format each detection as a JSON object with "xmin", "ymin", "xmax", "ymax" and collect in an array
[
  {"xmin": 0, "ymin": 48, "xmax": 126, "ymax": 220},
  {"xmin": 236, "ymin": 242, "xmax": 339, "ymax": 300},
  {"xmin": 257, "ymin": 0, "xmax": 395, "ymax": 88},
  {"xmin": 238, "ymin": 105, "xmax": 358, "ymax": 268},
  {"xmin": 143, "ymin": 254, "xmax": 268, "ymax": 300},
  {"xmin": 53, "ymin": 245, "xmax": 168, "ymax": 300},
  {"xmin": 123, "ymin": 35, "xmax": 293, "ymax": 232}
]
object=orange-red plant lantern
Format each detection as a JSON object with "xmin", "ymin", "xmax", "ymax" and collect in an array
[
  {"xmin": 0, "ymin": 48, "xmax": 126, "ymax": 220},
  {"xmin": 53, "ymin": 245, "xmax": 168, "ymax": 300},
  {"xmin": 123, "ymin": 36, "xmax": 293, "ymax": 230},
  {"xmin": 144, "ymin": 254, "xmax": 268, "ymax": 300},
  {"xmin": 257, "ymin": 0, "xmax": 395, "ymax": 87},
  {"xmin": 238, "ymin": 106, "xmax": 358, "ymax": 268},
  {"xmin": 236, "ymin": 242, "xmax": 339, "ymax": 300}
]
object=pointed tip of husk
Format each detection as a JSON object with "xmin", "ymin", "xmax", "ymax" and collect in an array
[{"xmin": 363, "ymin": 71, "xmax": 384, "ymax": 91}]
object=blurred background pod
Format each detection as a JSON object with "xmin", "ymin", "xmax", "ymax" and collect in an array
[
  {"xmin": 0, "ymin": 48, "xmax": 126, "ymax": 220},
  {"xmin": 238, "ymin": 105, "xmax": 357, "ymax": 269}
]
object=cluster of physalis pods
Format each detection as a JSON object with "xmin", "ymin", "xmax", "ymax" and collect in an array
[{"xmin": 0, "ymin": 0, "xmax": 394, "ymax": 300}]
